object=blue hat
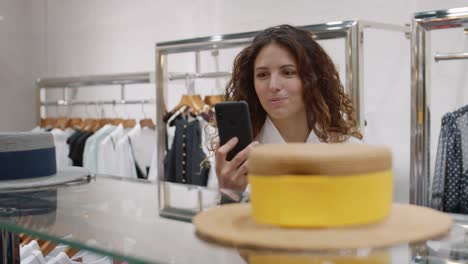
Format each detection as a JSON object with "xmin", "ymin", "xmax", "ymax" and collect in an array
[{"xmin": 0, "ymin": 132, "xmax": 89, "ymax": 190}]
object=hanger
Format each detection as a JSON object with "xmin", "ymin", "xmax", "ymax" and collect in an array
[
  {"xmin": 110, "ymin": 118, "xmax": 124, "ymax": 126},
  {"xmin": 139, "ymin": 100, "xmax": 155, "ymax": 129},
  {"xmin": 68, "ymin": 118, "xmax": 83, "ymax": 129},
  {"xmin": 36, "ymin": 238, "xmax": 47, "ymax": 248},
  {"xmin": 52, "ymin": 101, "xmax": 71, "ymax": 130},
  {"xmin": 171, "ymin": 94, "xmax": 205, "ymax": 114},
  {"xmin": 203, "ymin": 49, "xmax": 225, "ymax": 109},
  {"xmin": 65, "ymin": 104, "xmax": 83, "ymax": 129},
  {"xmin": 123, "ymin": 119, "xmax": 136, "ymax": 128},
  {"xmin": 40, "ymin": 240, "xmax": 57, "ymax": 257},
  {"xmin": 204, "ymin": 94, "xmax": 224, "ymax": 107},
  {"xmin": 109, "ymin": 100, "xmax": 124, "ymax": 126},
  {"xmin": 120, "ymin": 100, "xmax": 136, "ymax": 128},
  {"xmin": 170, "ymin": 74, "xmax": 205, "ymax": 114},
  {"xmin": 92, "ymin": 102, "xmax": 107, "ymax": 131},
  {"xmin": 82, "ymin": 103, "xmax": 97, "ymax": 131},
  {"xmin": 40, "ymin": 118, "xmax": 57, "ymax": 129},
  {"xmin": 21, "ymin": 235, "xmax": 34, "ymax": 247},
  {"xmin": 54, "ymin": 117, "xmax": 70, "ymax": 130},
  {"xmin": 167, "ymin": 105, "xmax": 188, "ymax": 126},
  {"xmin": 63, "ymin": 246, "xmax": 80, "ymax": 259}
]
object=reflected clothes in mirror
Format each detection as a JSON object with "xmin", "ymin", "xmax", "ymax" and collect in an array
[
  {"xmin": 67, "ymin": 130, "xmax": 94, "ymax": 167},
  {"xmin": 164, "ymin": 115, "xmax": 210, "ymax": 186},
  {"xmin": 51, "ymin": 128, "xmax": 74, "ymax": 169},
  {"xmin": 82, "ymin": 124, "xmax": 116, "ymax": 173},
  {"xmin": 432, "ymin": 105, "xmax": 468, "ymax": 214},
  {"xmin": 0, "ymin": 190, "xmax": 57, "ymax": 220}
]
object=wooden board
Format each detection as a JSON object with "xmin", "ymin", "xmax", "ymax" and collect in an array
[{"xmin": 193, "ymin": 203, "xmax": 452, "ymax": 251}]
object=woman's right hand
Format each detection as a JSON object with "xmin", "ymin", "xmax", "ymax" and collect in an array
[{"xmin": 215, "ymin": 137, "xmax": 258, "ymax": 192}]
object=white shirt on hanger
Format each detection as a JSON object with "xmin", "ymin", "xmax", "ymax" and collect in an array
[
  {"xmin": 97, "ymin": 124, "xmax": 125, "ymax": 175},
  {"xmin": 115, "ymin": 127, "xmax": 138, "ymax": 179},
  {"xmin": 46, "ymin": 252, "xmax": 79, "ymax": 264},
  {"xmin": 127, "ymin": 123, "xmax": 156, "ymax": 178},
  {"xmin": 148, "ymin": 148, "xmax": 157, "ymax": 182},
  {"xmin": 83, "ymin": 124, "xmax": 115, "ymax": 173},
  {"xmin": 51, "ymin": 128, "xmax": 74, "ymax": 170},
  {"xmin": 48, "ymin": 251, "xmax": 111, "ymax": 264},
  {"xmin": 22, "ymin": 249, "xmax": 46, "ymax": 264},
  {"xmin": 20, "ymin": 240, "xmax": 40, "ymax": 260}
]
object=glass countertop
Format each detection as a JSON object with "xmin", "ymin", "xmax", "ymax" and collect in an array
[{"xmin": 0, "ymin": 175, "xmax": 468, "ymax": 263}]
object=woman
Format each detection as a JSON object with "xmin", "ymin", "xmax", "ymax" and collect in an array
[{"xmin": 212, "ymin": 25, "xmax": 362, "ymax": 192}]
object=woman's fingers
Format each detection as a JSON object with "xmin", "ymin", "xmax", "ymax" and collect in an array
[
  {"xmin": 229, "ymin": 141, "xmax": 259, "ymax": 169},
  {"xmin": 216, "ymin": 139, "xmax": 260, "ymax": 192},
  {"xmin": 215, "ymin": 137, "xmax": 238, "ymax": 162},
  {"xmin": 231, "ymin": 160, "xmax": 249, "ymax": 189}
]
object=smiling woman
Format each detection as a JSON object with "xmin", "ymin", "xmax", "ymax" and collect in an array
[
  {"xmin": 210, "ymin": 24, "xmax": 363, "ymax": 192},
  {"xmin": 253, "ymin": 43, "xmax": 308, "ymax": 143}
]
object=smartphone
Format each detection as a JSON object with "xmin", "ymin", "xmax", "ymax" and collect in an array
[{"xmin": 215, "ymin": 101, "xmax": 253, "ymax": 161}]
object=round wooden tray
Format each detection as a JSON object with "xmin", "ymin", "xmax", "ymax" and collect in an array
[{"xmin": 193, "ymin": 203, "xmax": 452, "ymax": 251}]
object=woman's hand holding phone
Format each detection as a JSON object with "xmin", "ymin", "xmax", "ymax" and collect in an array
[{"xmin": 215, "ymin": 137, "xmax": 258, "ymax": 192}]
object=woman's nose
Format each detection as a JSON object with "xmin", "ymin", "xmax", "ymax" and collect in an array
[{"xmin": 269, "ymin": 73, "xmax": 281, "ymax": 91}]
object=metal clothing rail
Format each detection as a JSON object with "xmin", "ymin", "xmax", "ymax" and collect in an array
[
  {"xmin": 155, "ymin": 20, "xmax": 410, "ymax": 222},
  {"xmin": 37, "ymin": 72, "xmax": 153, "ymax": 89},
  {"xmin": 41, "ymin": 99, "xmax": 155, "ymax": 106},
  {"xmin": 411, "ymin": 7, "xmax": 468, "ymax": 206},
  {"xmin": 168, "ymin": 71, "xmax": 231, "ymax": 81},
  {"xmin": 36, "ymin": 72, "xmax": 154, "ymax": 124},
  {"xmin": 435, "ymin": 52, "xmax": 468, "ymax": 62}
]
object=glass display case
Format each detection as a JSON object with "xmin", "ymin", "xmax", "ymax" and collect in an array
[{"xmin": 1, "ymin": 175, "xmax": 468, "ymax": 264}]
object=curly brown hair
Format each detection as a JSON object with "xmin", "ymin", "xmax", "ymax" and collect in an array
[{"xmin": 225, "ymin": 24, "xmax": 362, "ymax": 142}]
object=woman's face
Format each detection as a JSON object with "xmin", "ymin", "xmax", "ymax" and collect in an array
[{"xmin": 253, "ymin": 43, "xmax": 306, "ymax": 121}]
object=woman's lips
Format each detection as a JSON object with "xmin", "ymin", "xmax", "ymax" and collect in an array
[{"xmin": 269, "ymin": 97, "xmax": 288, "ymax": 105}]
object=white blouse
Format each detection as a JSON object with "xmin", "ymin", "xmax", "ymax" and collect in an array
[{"xmin": 256, "ymin": 116, "xmax": 362, "ymax": 144}]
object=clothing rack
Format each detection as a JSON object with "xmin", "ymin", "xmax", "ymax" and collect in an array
[
  {"xmin": 410, "ymin": 7, "xmax": 468, "ymax": 206},
  {"xmin": 155, "ymin": 20, "xmax": 410, "ymax": 222},
  {"xmin": 36, "ymin": 72, "xmax": 155, "ymax": 124}
]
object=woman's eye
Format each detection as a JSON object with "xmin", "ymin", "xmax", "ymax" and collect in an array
[
  {"xmin": 256, "ymin": 72, "xmax": 268, "ymax": 78},
  {"xmin": 284, "ymin": 70, "xmax": 297, "ymax": 76}
]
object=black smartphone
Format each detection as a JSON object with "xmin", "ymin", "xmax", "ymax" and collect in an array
[{"xmin": 215, "ymin": 101, "xmax": 253, "ymax": 161}]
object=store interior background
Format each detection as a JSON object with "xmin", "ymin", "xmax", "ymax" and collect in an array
[{"xmin": 0, "ymin": 0, "xmax": 467, "ymax": 204}]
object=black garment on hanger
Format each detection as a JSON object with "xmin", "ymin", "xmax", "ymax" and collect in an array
[
  {"xmin": 432, "ymin": 105, "xmax": 468, "ymax": 214},
  {"xmin": 67, "ymin": 130, "xmax": 84, "ymax": 165},
  {"xmin": 67, "ymin": 130, "xmax": 93, "ymax": 167},
  {"xmin": 164, "ymin": 115, "xmax": 210, "ymax": 186}
]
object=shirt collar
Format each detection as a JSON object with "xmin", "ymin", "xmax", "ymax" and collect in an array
[{"xmin": 256, "ymin": 116, "xmax": 321, "ymax": 144}]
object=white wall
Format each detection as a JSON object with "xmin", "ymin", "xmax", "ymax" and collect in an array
[
  {"xmin": 0, "ymin": 0, "xmax": 36, "ymax": 131},
  {"xmin": 8, "ymin": 0, "xmax": 467, "ymax": 203}
]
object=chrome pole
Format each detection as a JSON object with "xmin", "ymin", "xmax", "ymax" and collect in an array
[
  {"xmin": 345, "ymin": 21, "xmax": 364, "ymax": 130},
  {"xmin": 156, "ymin": 48, "xmax": 169, "ymax": 216},
  {"xmin": 410, "ymin": 20, "xmax": 430, "ymax": 206}
]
